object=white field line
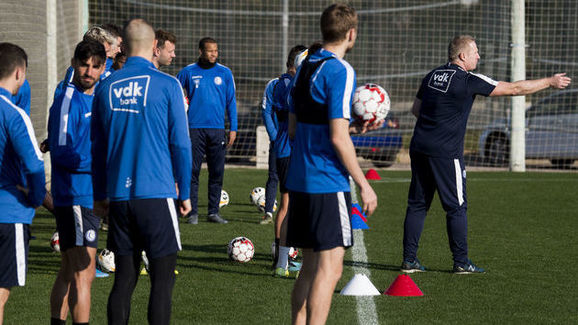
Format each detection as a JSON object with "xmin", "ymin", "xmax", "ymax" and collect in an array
[{"xmin": 351, "ymin": 229, "xmax": 379, "ymax": 325}]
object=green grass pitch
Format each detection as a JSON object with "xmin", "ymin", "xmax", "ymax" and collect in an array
[{"xmin": 4, "ymin": 169, "xmax": 578, "ymax": 324}]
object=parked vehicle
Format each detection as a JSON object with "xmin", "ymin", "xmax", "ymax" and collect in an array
[
  {"xmin": 479, "ymin": 89, "xmax": 578, "ymax": 167},
  {"xmin": 351, "ymin": 114, "xmax": 403, "ymax": 167}
]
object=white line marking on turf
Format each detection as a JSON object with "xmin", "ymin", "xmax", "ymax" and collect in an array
[{"xmin": 352, "ymin": 229, "xmax": 379, "ymax": 325}]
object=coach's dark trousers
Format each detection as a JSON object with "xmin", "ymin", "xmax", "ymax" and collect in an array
[
  {"xmin": 403, "ymin": 151, "xmax": 469, "ymax": 265},
  {"xmin": 189, "ymin": 128, "xmax": 226, "ymax": 216}
]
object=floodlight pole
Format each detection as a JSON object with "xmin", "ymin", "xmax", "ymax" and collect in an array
[{"xmin": 510, "ymin": 0, "xmax": 526, "ymax": 172}]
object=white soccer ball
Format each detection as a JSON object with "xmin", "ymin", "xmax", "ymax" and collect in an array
[
  {"xmin": 220, "ymin": 190, "xmax": 230, "ymax": 208},
  {"xmin": 256, "ymin": 194, "xmax": 277, "ymax": 213},
  {"xmin": 227, "ymin": 237, "xmax": 255, "ymax": 263},
  {"xmin": 250, "ymin": 187, "xmax": 265, "ymax": 206},
  {"xmin": 352, "ymin": 83, "xmax": 390, "ymax": 123},
  {"xmin": 50, "ymin": 231, "xmax": 60, "ymax": 253},
  {"xmin": 98, "ymin": 248, "xmax": 116, "ymax": 273}
]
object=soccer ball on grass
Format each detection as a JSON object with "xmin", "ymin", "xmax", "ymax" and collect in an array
[
  {"xmin": 50, "ymin": 231, "xmax": 60, "ymax": 253},
  {"xmin": 98, "ymin": 248, "xmax": 116, "ymax": 273},
  {"xmin": 220, "ymin": 190, "xmax": 230, "ymax": 208},
  {"xmin": 227, "ymin": 237, "xmax": 254, "ymax": 263}
]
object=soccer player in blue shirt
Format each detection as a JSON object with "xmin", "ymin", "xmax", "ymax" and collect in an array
[
  {"xmin": 152, "ymin": 29, "xmax": 177, "ymax": 70},
  {"xmin": 261, "ymin": 45, "xmax": 307, "ymax": 276},
  {"xmin": 402, "ymin": 35, "xmax": 571, "ymax": 274},
  {"xmin": 0, "ymin": 42, "xmax": 46, "ymax": 325},
  {"xmin": 92, "ymin": 19, "xmax": 192, "ymax": 324},
  {"xmin": 285, "ymin": 5, "xmax": 378, "ymax": 324},
  {"xmin": 47, "ymin": 39, "xmax": 106, "ymax": 325},
  {"xmin": 177, "ymin": 37, "xmax": 237, "ymax": 224}
]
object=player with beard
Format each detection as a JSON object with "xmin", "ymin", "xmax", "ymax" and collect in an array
[{"xmin": 47, "ymin": 39, "xmax": 106, "ymax": 325}]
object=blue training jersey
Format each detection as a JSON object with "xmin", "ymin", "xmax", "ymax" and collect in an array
[
  {"xmin": 411, "ymin": 63, "xmax": 497, "ymax": 158},
  {"xmin": 261, "ymin": 78, "xmax": 279, "ymax": 142},
  {"xmin": 47, "ymin": 83, "xmax": 95, "ymax": 208},
  {"xmin": 92, "ymin": 56, "xmax": 192, "ymax": 202},
  {"xmin": 177, "ymin": 62, "xmax": 237, "ymax": 131},
  {"xmin": 13, "ymin": 79, "xmax": 31, "ymax": 116},
  {"xmin": 286, "ymin": 49, "xmax": 355, "ymax": 193},
  {"xmin": 0, "ymin": 87, "xmax": 45, "ymax": 224},
  {"xmin": 272, "ymin": 73, "xmax": 293, "ymax": 158}
]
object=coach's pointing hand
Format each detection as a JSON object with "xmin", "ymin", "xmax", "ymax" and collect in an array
[{"xmin": 550, "ymin": 73, "xmax": 571, "ymax": 89}]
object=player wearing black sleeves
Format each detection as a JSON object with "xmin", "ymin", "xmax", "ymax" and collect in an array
[{"xmin": 402, "ymin": 35, "xmax": 571, "ymax": 274}]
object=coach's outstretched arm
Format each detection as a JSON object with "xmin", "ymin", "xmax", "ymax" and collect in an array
[{"xmin": 490, "ymin": 73, "xmax": 571, "ymax": 97}]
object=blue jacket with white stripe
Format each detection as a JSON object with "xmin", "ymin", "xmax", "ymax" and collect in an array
[
  {"xmin": 0, "ymin": 87, "xmax": 45, "ymax": 224},
  {"xmin": 91, "ymin": 57, "xmax": 192, "ymax": 202},
  {"xmin": 47, "ymin": 83, "xmax": 94, "ymax": 208}
]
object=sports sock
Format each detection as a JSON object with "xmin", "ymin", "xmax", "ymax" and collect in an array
[
  {"xmin": 148, "ymin": 253, "xmax": 177, "ymax": 325},
  {"xmin": 107, "ymin": 253, "xmax": 141, "ymax": 324},
  {"xmin": 273, "ymin": 238, "xmax": 280, "ymax": 265},
  {"xmin": 50, "ymin": 318, "xmax": 66, "ymax": 325},
  {"xmin": 276, "ymin": 246, "xmax": 290, "ymax": 269}
]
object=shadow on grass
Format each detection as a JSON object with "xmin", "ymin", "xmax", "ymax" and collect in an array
[
  {"xmin": 178, "ymin": 243, "xmax": 274, "ymax": 277},
  {"xmin": 343, "ymin": 260, "xmax": 454, "ymax": 274}
]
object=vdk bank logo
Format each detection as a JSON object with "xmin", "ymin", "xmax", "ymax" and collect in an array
[
  {"xmin": 109, "ymin": 76, "xmax": 151, "ymax": 113},
  {"xmin": 427, "ymin": 69, "xmax": 455, "ymax": 93}
]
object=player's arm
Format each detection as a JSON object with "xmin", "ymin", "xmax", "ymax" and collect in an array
[
  {"xmin": 225, "ymin": 71, "xmax": 238, "ymax": 147},
  {"xmin": 261, "ymin": 79, "xmax": 278, "ymax": 141},
  {"xmin": 330, "ymin": 118, "xmax": 377, "ymax": 216},
  {"xmin": 8, "ymin": 109, "xmax": 46, "ymax": 207},
  {"xmin": 47, "ymin": 97, "xmax": 91, "ymax": 173},
  {"xmin": 168, "ymin": 80, "xmax": 193, "ymax": 215},
  {"xmin": 490, "ymin": 73, "xmax": 571, "ymax": 97},
  {"xmin": 91, "ymin": 92, "xmax": 108, "ymax": 202},
  {"xmin": 411, "ymin": 97, "xmax": 422, "ymax": 118}
]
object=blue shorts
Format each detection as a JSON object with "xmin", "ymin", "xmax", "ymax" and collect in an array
[
  {"xmin": 54, "ymin": 206, "xmax": 99, "ymax": 251},
  {"xmin": 276, "ymin": 157, "xmax": 290, "ymax": 193},
  {"xmin": 0, "ymin": 223, "xmax": 30, "ymax": 287},
  {"xmin": 286, "ymin": 191, "xmax": 353, "ymax": 251},
  {"xmin": 108, "ymin": 198, "xmax": 181, "ymax": 259}
]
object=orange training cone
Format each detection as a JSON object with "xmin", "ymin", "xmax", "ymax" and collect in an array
[
  {"xmin": 384, "ymin": 274, "xmax": 424, "ymax": 296},
  {"xmin": 365, "ymin": 169, "xmax": 381, "ymax": 180}
]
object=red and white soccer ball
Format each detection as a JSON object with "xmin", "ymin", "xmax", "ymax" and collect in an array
[
  {"xmin": 352, "ymin": 83, "xmax": 391, "ymax": 123},
  {"xmin": 288, "ymin": 247, "xmax": 299, "ymax": 260},
  {"xmin": 50, "ymin": 231, "xmax": 60, "ymax": 253},
  {"xmin": 228, "ymin": 236, "xmax": 255, "ymax": 263}
]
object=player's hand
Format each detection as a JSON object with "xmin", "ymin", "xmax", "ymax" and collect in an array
[
  {"xmin": 179, "ymin": 199, "xmax": 192, "ymax": 216},
  {"xmin": 349, "ymin": 119, "xmax": 384, "ymax": 135},
  {"xmin": 40, "ymin": 139, "xmax": 50, "ymax": 153},
  {"xmin": 550, "ymin": 73, "xmax": 571, "ymax": 89},
  {"xmin": 359, "ymin": 184, "xmax": 378, "ymax": 217},
  {"xmin": 227, "ymin": 130, "xmax": 237, "ymax": 148},
  {"xmin": 94, "ymin": 199, "xmax": 110, "ymax": 218},
  {"xmin": 16, "ymin": 184, "xmax": 29, "ymax": 195}
]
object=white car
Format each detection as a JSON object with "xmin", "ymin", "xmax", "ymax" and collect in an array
[{"xmin": 479, "ymin": 89, "xmax": 578, "ymax": 167}]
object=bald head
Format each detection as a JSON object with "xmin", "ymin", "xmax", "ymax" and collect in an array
[{"xmin": 124, "ymin": 18, "xmax": 155, "ymax": 60}]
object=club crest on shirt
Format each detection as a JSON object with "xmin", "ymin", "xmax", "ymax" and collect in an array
[
  {"xmin": 109, "ymin": 76, "xmax": 151, "ymax": 113},
  {"xmin": 85, "ymin": 229, "xmax": 96, "ymax": 242},
  {"xmin": 427, "ymin": 69, "xmax": 456, "ymax": 93},
  {"xmin": 214, "ymin": 76, "xmax": 222, "ymax": 85}
]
